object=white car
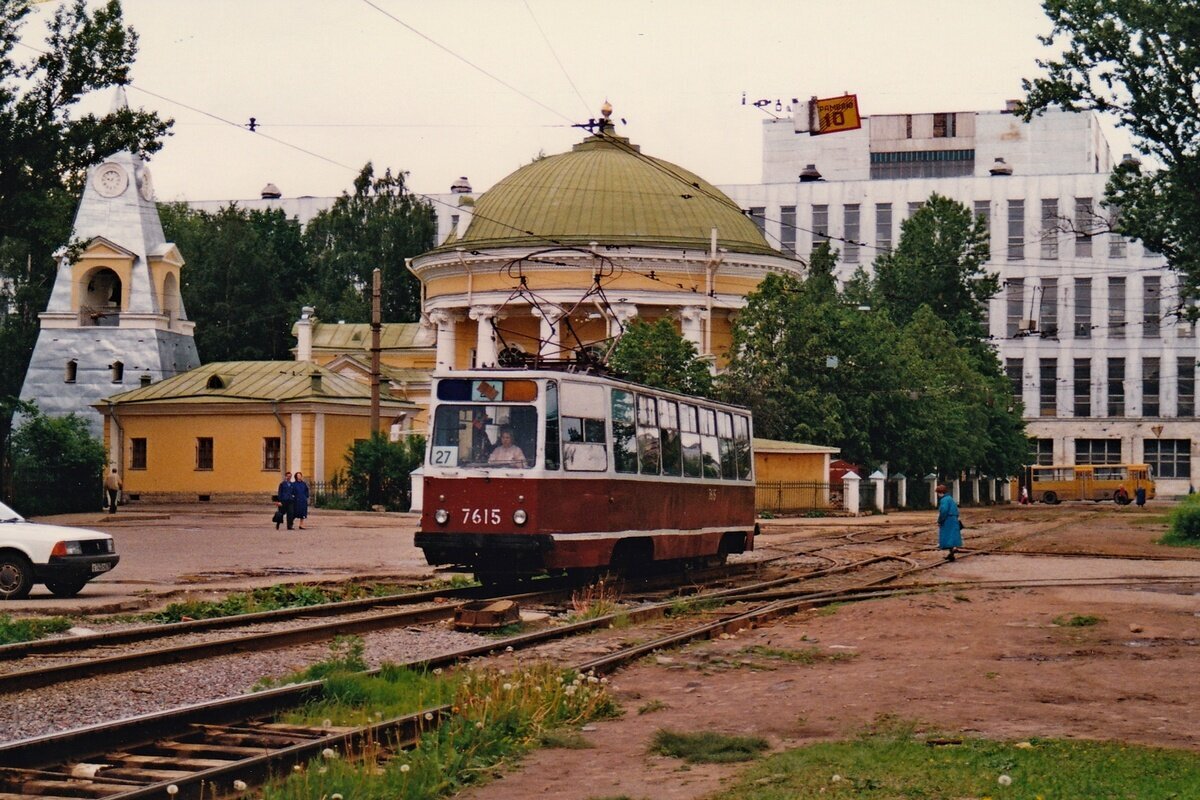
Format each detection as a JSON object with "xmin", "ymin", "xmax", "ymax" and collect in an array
[{"xmin": 0, "ymin": 500, "xmax": 119, "ymax": 599}]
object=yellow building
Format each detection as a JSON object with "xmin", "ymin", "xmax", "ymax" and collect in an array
[
  {"xmin": 95, "ymin": 361, "xmax": 416, "ymax": 501},
  {"xmin": 754, "ymin": 439, "xmax": 841, "ymax": 512}
]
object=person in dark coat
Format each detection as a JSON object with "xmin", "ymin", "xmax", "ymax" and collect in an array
[
  {"xmin": 936, "ymin": 483, "xmax": 962, "ymax": 561},
  {"xmin": 292, "ymin": 472, "xmax": 310, "ymax": 530},
  {"xmin": 277, "ymin": 472, "xmax": 294, "ymax": 530},
  {"xmin": 1134, "ymin": 485, "xmax": 1147, "ymax": 509}
]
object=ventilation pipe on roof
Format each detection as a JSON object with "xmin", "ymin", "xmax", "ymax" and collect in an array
[
  {"xmin": 139, "ymin": 373, "xmax": 152, "ymax": 387},
  {"xmin": 450, "ymin": 176, "xmax": 472, "ymax": 194},
  {"xmin": 297, "ymin": 306, "xmax": 315, "ymax": 362},
  {"xmin": 310, "ymin": 371, "xmax": 323, "ymax": 394},
  {"xmin": 799, "ymin": 163, "xmax": 823, "ymax": 182},
  {"xmin": 261, "ymin": 183, "xmax": 282, "ymax": 199},
  {"xmin": 989, "ymin": 157, "xmax": 1013, "ymax": 176}
]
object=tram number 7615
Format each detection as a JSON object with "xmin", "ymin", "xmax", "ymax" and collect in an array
[{"xmin": 462, "ymin": 508, "xmax": 502, "ymax": 525}]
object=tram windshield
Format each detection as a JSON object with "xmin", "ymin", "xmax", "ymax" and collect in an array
[{"xmin": 431, "ymin": 404, "xmax": 538, "ymax": 469}]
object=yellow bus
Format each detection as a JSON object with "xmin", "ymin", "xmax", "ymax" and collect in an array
[{"xmin": 1028, "ymin": 464, "xmax": 1156, "ymax": 505}]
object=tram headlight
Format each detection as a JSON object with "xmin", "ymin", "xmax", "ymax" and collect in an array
[
  {"xmin": 512, "ymin": 509, "xmax": 527, "ymax": 526},
  {"xmin": 434, "ymin": 508, "xmax": 450, "ymax": 525}
]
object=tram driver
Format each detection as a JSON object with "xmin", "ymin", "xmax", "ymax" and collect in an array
[{"xmin": 487, "ymin": 426, "xmax": 528, "ymax": 468}]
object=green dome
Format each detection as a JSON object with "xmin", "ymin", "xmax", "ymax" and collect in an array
[{"xmin": 441, "ymin": 128, "xmax": 776, "ymax": 257}]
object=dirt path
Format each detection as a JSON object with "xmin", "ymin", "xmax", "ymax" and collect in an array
[{"xmin": 461, "ymin": 504, "xmax": 1200, "ymax": 800}]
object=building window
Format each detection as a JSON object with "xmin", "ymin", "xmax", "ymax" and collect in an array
[
  {"xmin": 1040, "ymin": 278, "xmax": 1058, "ymax": 337},
  {"xmin": 779, "ymin": 205, "xmax": 796, "ymax": 255},
  {"xmin": 196, "ymin": 437, "xmax": 214, "ymax": 470},
  {"xmin": 1143, "ymin": 357, "xmax": 1160, "ymax": 417},
  {"xmin": 1177, "ymin": 296, "xmax": 1196, "ymax": 338},
  {"xmin": 749, "ymin": 207, "xmax": 766, "ymax": 235},
  {"xmin": 974, "ymin": 200, "xmax": 991, "ymax": 257},
  {"xmin": 1109, "ymin": 229, "xmax": 1127, "ymax": 258},
  {"xmin": 1075, "ymin": 438, "xmax": 1121, "ymax": 465},
  {"xmin": 1108, "ymin": 276, "xmax": 1126, "ymax": 339},
  {"xmin": 1143, "ymin": 276, "xmax": 1161, "ymax": 338},
  {"xmin": 1039, "ymin": 358, "xmax": 1057, "ymax": 416},
  {"xmin": 1030, "ymin": 438, "xmax": 1054, "ymax": 465},
  {"xmin": 1074, "ymin": 359, "xmax": 1091, "ymax": 417},
  {"xmin": 1006, "ymin": 278, "xmax": 1025, "ymax": 337},
  {"xmin": 64, "ymin": 359, "xmax": 77, "ymax": 383},
  {"xmin": 263, "ymin": 437, "xmax": 281, "ymax": 471},
  {"xmin": 1145, "ymin": 439, "xmax": 1192, "ymax": 479},
  {"xmin": 932, "ymin": 112, "xmax": 956, "ymax": 138},
  {"xmin": 130, "ymin": 438, "xmax": 147, "ymax": 470},
  {"xmin": 1179, "ymin": 357, "xmax": 1195, "ymax": 417},
  {"xmin": 1074, "ymin": 197, "xmax": 1094, "ymax": 257},
  {"xmin": 1040, "ymin": 198, "xmax": 1059, "ymax": 259},
  {"xmin": 875, "ymin": 203, "xmax": 892, "ymax": 252},
  {"xmin": 1107, "ymin": 358, "xmax": 1125, "ymax": 417},
  {"xmin": 1074, "ymin": 277, "xmax": 1092, "ymax": 338},
  {"xmin": 1006, "ymin": 358, "xmax": 1023, "ymax": 404},
  {"xmin": 907, "ymin": 201, "xmax": 924, "ymax": 218},
  {"xmin": 812, "ymin": 204, "xmax": 829, "ymax": 249},
  {"xmin": 867, "ymin": 150, "xmax": 975, "ymax": 179},
  {"xmin": 110, "ymin": 360, "xmax": 124, "ymax": 383},
  {"xmin": 1007, "ymin": 199, "xmax": 1024, "ymax": 260},
  {"xmin": 843, "ymin": 204, "xmax": 860, "ymax": 263}
]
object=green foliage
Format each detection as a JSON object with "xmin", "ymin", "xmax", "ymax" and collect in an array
[
  {"xmin": 650, "ymin": 729, "xmax": 770, "ymax": 763},
  {"xmin": 258, "ymin": 636, "xmax": 369, "ymax": 691},
  {"xmin": 1053, "ymin": 614, "xmax": 1102, "ymax": 627},
  {"xmin": 607, "ymin": 318, "xmax": 714, "ymax": 397},
  {"xmin": 1164, "ymin": 494, "xmax": 1200, "ymax": 544},
  {"xmin": 159, "ymin": 203, "xmax": 310, "ymax": 362},
  {"xmin": 344, "ymin": 432, "xmax": 425, "ymax": 511},
  {"xmin": 303, "ymin": 163, "xmax": 436, "ymax": 324},
  {"xmin": 1021, "ymin": 0, "xmax": 1200, "ymax": 300},
  {"xmin": 148, "ymin": 581, "xmax": 407, "ymax": 623},
  {"xmin": 0, "ymin": 614, "xmax": 72, "ymax": 645},
  {"xmin": 9, "ymin": 408, "xmax": 105, "ymax": 515},
  {"xmin": 710, "ymin": 731, "xmax": 1200, "ymax": 799},
  {"xmin": 0, "ymin": 0, "xmax": 170, "ymax": 488}
]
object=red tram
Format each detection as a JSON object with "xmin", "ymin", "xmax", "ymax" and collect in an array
[{"xmin": 415, "ymin": 370, "xmax": 757, "ymax": 580}]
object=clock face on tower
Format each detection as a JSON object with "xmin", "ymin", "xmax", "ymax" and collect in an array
[{"xmin": 93, "ymin": 163, "xmax": 128, "ymax": 198}]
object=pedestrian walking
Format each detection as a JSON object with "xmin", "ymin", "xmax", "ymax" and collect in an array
[
  {"xmin": 292, "ymin": 472, "xmax": 310, "ymax": 530},
  {"xmin": 276, "ymin": 471, "xmax": 294, "ymax": 530},
  {"xmin": 103, "ymin": 467, "xmax": 122, "ymax": 513},
  {"xmin": 935, "ymin": 483, "xmax": 962, "ymax": 561},
  {"xmin": 1135, "ymin": 485, "xmax": 1147, "ymax": 509}
]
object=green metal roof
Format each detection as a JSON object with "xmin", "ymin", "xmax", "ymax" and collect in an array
[
  {"xmin": 432, "ymin": 128, "xmax": 777, "ymax": 256},
  {"xmin": 294, "ymin": 322, "xmax": 429, "ymax": 351},
  {"xmin": 101, "ymin": 361, "xmax": 413, "ymax": 406}
]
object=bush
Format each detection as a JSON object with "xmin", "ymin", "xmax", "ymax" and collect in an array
[
  {"xmin": 9, "ymin": 409, "xmax": 105, "ymax": 516},
  {"xmin": 345, "ymin": 432, "xmax": 425, "ymax": 511},
  {"xmin": 1167, "ymin": 495, "xmax": 1200, "ymax": 542}
]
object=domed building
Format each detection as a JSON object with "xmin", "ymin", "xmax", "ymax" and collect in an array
[{"xmin": 409, "ymin": 109, "xmax": 802, "ymax": 372}]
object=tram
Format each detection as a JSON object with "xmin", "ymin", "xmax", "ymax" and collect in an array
[{"xmin": 415, "ymin": 369, "xmax": 758, "ymax": 580}]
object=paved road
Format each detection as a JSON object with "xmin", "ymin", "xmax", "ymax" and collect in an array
[{"xmin": 5, "ymin": 504, "xmax": 435, "ymax": 615}]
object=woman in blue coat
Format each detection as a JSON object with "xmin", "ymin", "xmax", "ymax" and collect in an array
[
  {"xmin": 935, "ymin": 483, "xmax": 962, "ymax": 561},
  {"xmin": 292, "ymin": 472, "xmax": 310, "ymax": 530}
]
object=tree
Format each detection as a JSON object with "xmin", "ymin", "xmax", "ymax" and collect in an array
[
  {"xmin": 159, "ymin": 203, "xmax": 310, "ymax": 361},
  {"xmin": 343, "ymin": 432, "xmax": 425, "ymax": 511},
  {"xmin": 1020, "ymin": 0, "xmax": 1200, "ymax": 301},
  {"xmin": 10, "ymin": 407, "xmax": 105, "ymax": 515},
  {"xmin": 607, "ymin": 318, "xmax": 714, "ymax": 397},
  {"xmin": 0, "ymin": 0, "xmax": 170, "ymax": 481},
  {"xmin": 304, "ymin": 164, "xmax": 436, "ymax": 324}
]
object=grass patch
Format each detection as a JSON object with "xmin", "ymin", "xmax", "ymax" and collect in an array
[
  {"xmin": 568, "ymin": 578, "xmax": 621, "ymax": 621},
  {"xmin": 1162, "ymin": 494, "xmax": 1200, "ymax": 546},
  {"xmin": 665, "ymin": 596, "xmax": 723, "ymax": 618},
  {"xmin": 638, "ymin": 699, "xmax": 669, "ymax": 715},
  {"xmin": 738, "ymin": 645, "xmax": 856, "ymax": 666},
  {"xmin": 147, "ymin": 581, "xmax": 435, "ymax": 624},
  {"xmin": 1053, "ymin": 614, "xmax": 1102, "ymax": 627},
  {"xmin": 0, "ymin": 614, "xmax": 72, "ymax": 645},
  {"xmin": 651, "ymin": 729, "xmax": 769, "ymax": 763},
  {"xmin": 708, "ymin": 728, "xmax": 1200, "ymax": 799},
  {"xmin": 816, "ymin": 602, "xmax": 843, "ymax": 616},
  {"xmin": 262, "ymin": 663, "xmax": 619, "ymax": 800}
]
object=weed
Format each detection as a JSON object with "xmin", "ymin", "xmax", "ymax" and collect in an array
[
  {"xmin": 665, "ymin": 596, "xmax": 722, "ymax": 618},
  {"xmin": 569, "ymin": 578, "xmax": 620, "ymax": 620},
  {"xmin": 147, "ymin": 582, "xmax": 414, "ymax": 624},
  {"xmin": 737, "ymin": 645, "xmax": 857, "ymax": 667},
  {"xmin": 257, "ymin": 636, "xmax": 368, "ymax": 690},
  {"xmin": 1053, "ymin": 614, "xmax": 1102, "ymax": 627},
  {"xmin": 638, "ymin": 699, "xmax": 669, "ymax": 715},
  {"xmin": 1165, "ymin": 494, "xmax": 1200, "ymax": 542},
  {"xmin": 816, "ymin": 602, "xmax": 844, "ymax": 616},
  {"xmin": 650, "ymin": 729, "xmax": 769, "ymax": 763},
  {"xmin": 803, "ymin": 509, "xmax": 827, "ymax": 518},
  {"xmin": 0, "ymin": 614, "xmax": 71, "ymax": 645}
]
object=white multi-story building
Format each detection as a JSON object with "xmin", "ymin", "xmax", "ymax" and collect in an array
[{"xmin": 719, "ymin": 104, "xmax": 1197, "ymax": 495}]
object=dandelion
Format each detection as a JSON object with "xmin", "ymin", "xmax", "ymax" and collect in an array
[
  {"xmin": 424, "ymin": 711, "xmax": 434, "ymax": 721},
  {"xmin": 232, "ymin": 781, "xmax": 247, "ymax": 792},
  {"xmin": 503, "ymin": 683, "xmax": 513, "ymax": 691},
  {"xmin": 331, "ymin": 794, "xmax": 343, "ymax": 800},
  {"xmin": 475, "ymin": 721, "xmax": 484, "ymax": 729},
  {"xmin": 322, "ymin": 748, "xmax": 337, "ymax": 759},
  {"xmin": 588, "ymin": 676, "xmax": 599, "ymax": 684},
  {"xmin": 375, "ymin": 711, "xmax": 383, "ymax": 720},
  {"xmin": 998, "ymin": 775, "xmax": 1013, "ymax": 786},
  {"xmin": 505, "ymin": 646, "xmax": 514, "ymax": 653},
  {"xmin": 293, "ymin": 765, "xmax": 303, "ymax": 773},
  {"xmin": 167, "ymin": 786, "xmax": 179, "ymax": 796},
  {"xmin": 565, "ymin": 685, "xmax": 577, "ymax": 696},
  {"xmin": 322, "ymin": 718, "xmax": 332, "ymax": 729},
  {"xmin": 400, "ymin": 764, "xmax": 411, "ymax": 773},
  {"xmin": 557, "ymin": 676, "xmax": 564, "ymax": 684},
  {"xmin": 831, "ymin": 775, "xmax": 842, "ymax": 783},
  {"xmin": 432, "ymin": 667, "xmax": 443, "ymax": 675},
  {"xmin": 600, "ymin": 677, "xmax": 608, "ymax": 684},
  {"xmin": 318, "ymin": 767, "xmax": 327, "ymax": 775},
  {"xmin": 499, "ymin": 668, "xmax": 507, "ymax": 676}
]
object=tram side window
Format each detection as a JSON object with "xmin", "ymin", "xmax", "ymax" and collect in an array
[
  {"xmin": 612, "ymin": 390, "xmax": 638, "ymax": 474},
  {"xmin": 698, "ymin": 407, "xmax": 721, "ymax": 479},
  {"xmin": 561, "ymin": 414, "xmax": 607, "ymax": 471},
  {"xmin": 636, "ymin": 394, "xmax": 661, "ymax": 475},
  {"xmin": 734, "ymin": 414, "xmax": 753, "ymax": 480},
  {"xmin": 658, "ymin": 398, "xmax": 682, "ymax": 476},
  {"xmin": 717, "ymin": 411, "xmax": 737, "ymax": 479},
  {"xmin": 679, "ymin": 404, "xmax": 702, "ymax": 478},
  {"xmin": 545, "ymin": 380, "xmax": 560, "ymax": 470}
]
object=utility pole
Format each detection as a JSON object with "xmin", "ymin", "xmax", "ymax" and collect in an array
[{"xmin": 370, "ymin": 268, "xmax": 382, "ymax": 435}]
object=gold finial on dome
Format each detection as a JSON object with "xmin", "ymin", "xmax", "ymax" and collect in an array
[{"xmin": 600, "ymin": 100, "xmax": 613, "ymax": 120}]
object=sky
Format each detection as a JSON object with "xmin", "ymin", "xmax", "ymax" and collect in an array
[{"xmin": 18, "ymin": 0, "xmax": 1122, "ymax": 203}]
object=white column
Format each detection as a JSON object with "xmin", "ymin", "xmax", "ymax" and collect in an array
[
  {"xmin": 314, "ymin": 412, "xmax": 325, "ymax": 481},
  {"xmin": 429, "ymin": 309, "xmax": 460, "ymax": 372},
  {"xmin": 951, "ymin": 479, "xmax": 961, "ymax": 503},
  {"xmin": 609, "ymin": 303, "xmax": 638, "ymax": 338},
  {"xmin": 470, "ymin": 305, "xmax": 500, "ymax": 367},
  {"xmin": 1001, "ymin": 479, "xmax": 1013, "ymax": 502},
  {"xmin": 895, "ymin": 474, "xmax": 907, "ymax": 508},
  {"xmin": 843, "ymin": 471, "xmax": 861, "ymax": 515},
  {"xmin": 927, "ymin": 475, "xmax": 939, "ymax": 506},
  {"xmin": 678, "ymin": 306, "xmax": 706, "ymax": 352},
  {"xmin": 290, "ymin": 413, "xmax": 303, "ymax": 474}
]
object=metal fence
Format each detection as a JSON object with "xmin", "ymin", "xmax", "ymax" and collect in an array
[
  {"xmin": 755, "ymin": 481, "xmax": 834, "ymax": 514},
  {"xmin": 311, "ymin": 479, "xmax": 411, "ymax": 512}
]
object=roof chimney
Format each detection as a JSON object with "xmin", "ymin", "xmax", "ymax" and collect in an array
[
  {"xmin": 296, "ymin": 305, "xmax": 316, "ymax": 362},
  {"xmin": 310, "ymin": 370, "xmax": 322, "ymax": 394},
  {"xmin": 261, "ymin": 183, "xmax": 282, "ymax": 199},
  {"xmin": 139, "ymin": 373, "xmax": 152, "ymax": 387},
  {"xmin": 989, "ymin": 157, "xmax": 1013, "ymax": 176},
  {"xmin": 450, "ymin": 176, "xmax": 472, "ymax": 194},
  {"xmin": 1120, "ymin": 153, "xmax": 1142, "ymax": 169},
  {"xmin": 799, "ymin": 163, "xmax": 823, "ymax": 182}
]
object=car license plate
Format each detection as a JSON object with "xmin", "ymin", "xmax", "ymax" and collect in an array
[{"xmin": 91, "ymin": 562, "xmax": 111, "ymax": 574}]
